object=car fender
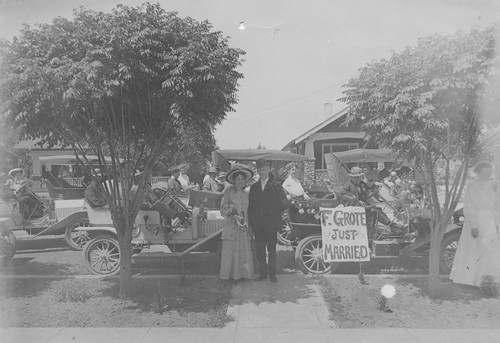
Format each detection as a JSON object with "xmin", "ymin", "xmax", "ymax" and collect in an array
[
  {"xmin": 33, "ymin": 210, "xmax": 88, "ymax": 237},
  {"xmin": 75, "ymin": 226, "xmax": 117, "ymax": 237}
]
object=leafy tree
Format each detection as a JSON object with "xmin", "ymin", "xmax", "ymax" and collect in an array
[
  {"xmin": 152, "ymin": 124, "xmax": 216, "ymax": 185},
  {"xmin": 0, "ymin": 3, "xmax": 244, "ymax": 298},
  {"xmin": 341, "ymin": 26, "xmax": 498, "ymax": 298}
]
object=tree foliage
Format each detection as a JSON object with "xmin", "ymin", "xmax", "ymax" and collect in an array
[
  {"xmin": 340, "ymin": 26, "xmax": 498, "ymax": 297},
  {"xmin": 0, "ymin": 3, "xmax": 245, "ymax": 297}
]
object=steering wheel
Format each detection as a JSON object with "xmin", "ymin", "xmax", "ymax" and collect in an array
[{"xmin": 339, "ymin": 193, "xmax": 361, "ymax": 206}]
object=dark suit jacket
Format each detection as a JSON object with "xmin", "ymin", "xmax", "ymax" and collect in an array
[
  {"xmin": 248, "ymin": 174, "xmax": 289, "ymax": 234},
  {"xmin": 378, "ymin": 168, "xmax": 391, "ymax": 180},
  {"xmin": 341, "ymin": 180, "xmax": 369, "ymax": 203}
]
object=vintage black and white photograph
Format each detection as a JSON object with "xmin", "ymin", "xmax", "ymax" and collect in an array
[{"xmin": 1, "ymin": 0, "xmax": 500, "ymax": 342}]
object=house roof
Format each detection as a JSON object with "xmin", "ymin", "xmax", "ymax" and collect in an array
[
  {"xmin": 12, "ymin": 139, "xmax": 66, "ymax": 150},
  {"xmin": 215, "ymin": 149, "xmax": 307, "ymax": 162},
  {"xmin": 282, "ymin": 107, "xmax": 350, "ymax": 150}
]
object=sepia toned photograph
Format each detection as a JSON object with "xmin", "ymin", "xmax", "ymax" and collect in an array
[{"xmin": 0, "ymin": 0, "xmax": 500, "ymax": 342}]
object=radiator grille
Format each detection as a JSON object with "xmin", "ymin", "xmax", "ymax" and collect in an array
[
  {"xmin": 55, "ymin": 207, "xmax": 84, "ymax": 220},
  {"xmin": 198, "ymin": 219, "xmax": 224, "ymax": 237}
]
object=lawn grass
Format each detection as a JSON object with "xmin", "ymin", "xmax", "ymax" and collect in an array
[
  {"xmin": 316, "ymin": 275, "xmax": 500, "ymax": 328},
  {"xmin": 0, "ymin": 276, "xmax": 233, "ymax": 328}
]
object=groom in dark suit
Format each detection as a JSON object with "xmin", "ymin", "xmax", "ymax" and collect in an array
[{"xmin": 248, "ymin": 159, "xmax": 289, "ymax": 283}]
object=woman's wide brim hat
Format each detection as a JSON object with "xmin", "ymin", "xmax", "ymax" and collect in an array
[
  {"xmin": 473, "ymin": 160, "xmax": 493, "ymax": 174},
  {"xmin": 208, "ymin": 166, "xmax": 218, "ymax": 174},
  {"xmin": 348, "ymin": 166, "xmax": 364, "ymax": 177},
  {"xmin": 225, "ymin": 167, "xmax": 254, "ymax": 184},
  {"xmin": 8, "ymin": 168, "xmax": 25, "ymax": 178}
]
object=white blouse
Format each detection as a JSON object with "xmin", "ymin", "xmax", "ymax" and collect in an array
[{"xmin": 282, "ymin": 175, "xmax": 306, "ymax": 198}]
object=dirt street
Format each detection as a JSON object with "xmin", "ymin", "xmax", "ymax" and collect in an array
[{"xmin": 2, "ymin": 234, "xmax": 430, "ymax": 276}]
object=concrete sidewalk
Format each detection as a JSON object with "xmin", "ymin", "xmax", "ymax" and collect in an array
[{"xmin": 2, "ymin": 274, "xmax": 500, "ymax": 342}]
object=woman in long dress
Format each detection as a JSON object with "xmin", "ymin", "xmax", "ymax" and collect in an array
[
  {"xmin": 219, "ymin": 167, "xmax": 254, "ymax": 281},
  {"xmin": 450, "ymin": 162, "xmax": 500, "ymax": 286}
]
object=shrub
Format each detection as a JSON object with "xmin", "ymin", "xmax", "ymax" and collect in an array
[
  {"xmin": 51, "ymin": 279, "xmax": 92, "ymax": 303},
  {"xmin": 479, "ymin": 275, "xmax": 499, "ymax": 298},
  {"xmin": 376, "ymin": 296, "xmax": 392, "ymax": 313}
]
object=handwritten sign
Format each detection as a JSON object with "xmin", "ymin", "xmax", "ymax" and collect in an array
[{"xmin": 320, "ymin": 206, "xmax": 370, "ymax": 262}]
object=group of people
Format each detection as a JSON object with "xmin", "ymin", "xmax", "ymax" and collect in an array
[
  {"xmin": 219, "ymin": 160, "xmax": 306, "ymax": 283},
  {"xmin": 340, "ymin": 165, "xmax": 407, "ymax": 235},
  {"xmin": 217, "ymin": 159, "xmax": 409, "ymax": 283},
  {"xmin": 164, "ymin": 164, "xmax": 229, "ymax": 193}
]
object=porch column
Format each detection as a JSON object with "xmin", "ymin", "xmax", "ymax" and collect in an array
[{"xmin": 302, "ymin": 159, "xmax": 316, "ymax": 188}]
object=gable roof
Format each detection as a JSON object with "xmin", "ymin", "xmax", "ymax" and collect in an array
[
  {"xmin": 282, "ymin": 107, "xmax": 350, "ymax": 150},
  {"xmin": 12, "ymin": 139, "xmax": 66, "ymax": 150}
]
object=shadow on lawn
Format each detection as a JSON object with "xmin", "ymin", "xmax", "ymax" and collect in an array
[
  {"xmin": 395, "ymin": 276, "xmax": 483, "ymax": 303},
  {"xmin": 2, "ymin": 259, "xmax": 74, "ymax": 275},
  {"xmin": 234, "ymin": 275, "xmax": 317, "ymax": 306},
  {"xmin": 0, "ymin": 277, "xmax": 62, "ymax": 299},
  {"xmin": 98, "ymin": 277, "xmax": 232, "ymax": 314}
]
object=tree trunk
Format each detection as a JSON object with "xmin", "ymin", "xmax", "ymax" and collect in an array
[
  {"xmin": 428, "ymin": 223, "xmax": 441, "ymax": 299},
  {"xmin": 118, "ymin": 221, "xmax": 133, "ymax": 299}
]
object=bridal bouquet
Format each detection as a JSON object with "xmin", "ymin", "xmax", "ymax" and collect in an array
[{"xmin": 221, "ymin": 203, "xmax": 249, "ymax": 232}]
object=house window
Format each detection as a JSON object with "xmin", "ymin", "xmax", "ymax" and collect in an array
[
  {"xmin": 298, "ymin": 144, "xmax": 304, "ymax": 155},
  {"xmin": 321, "ymin": 143, "xmax": 358, "ymax": 169}
]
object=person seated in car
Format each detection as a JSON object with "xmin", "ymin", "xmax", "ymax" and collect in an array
[
  {"xmin": 202, "ymin": 167, "xmax": 220, "ymax": 192},
  {"xmin": 378, "ymin": 162, "xmax": 394, "ymax": 181},
  {"xmin": 131, "ymin": 172, "xmax": 177, "ymax": 230},
  {"xmin": 167, "ymin": 167, "xmax": 183, "ymax": 195},
  {"xmin": 282, "ymin": 162, "xmax": 309, "ymax": 223},
  {"xmin": 363, "ymin": 162, "xmax": 379, "ymax": 181},
  {"xmin": 84, "ymin": 168, "xmax": 108, "ymax": 209},
  {"xmin": 6, "ymin": 168, "xmax": 37, "ymax": 220},
  {"xmin": 341, "ymin": 166, "xmax": 405, "ymax": 236}
]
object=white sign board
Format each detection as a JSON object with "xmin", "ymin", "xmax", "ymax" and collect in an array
[{"xmin": 320, "ymin": 206, "xmax": 370, "ymax": 262}]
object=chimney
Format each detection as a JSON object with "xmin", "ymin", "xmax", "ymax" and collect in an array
[{"xmin": 324, "ymin": 103, "xmax": 333, "ymax": 118}]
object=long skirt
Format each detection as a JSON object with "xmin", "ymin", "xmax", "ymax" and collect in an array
[
  {"xmin": 220, "ymin": 229, "xmax": 254, "ymax": 280},
  {"xmin": 450, "ymin": 213, "xmax": 500, "ymax": 287}
]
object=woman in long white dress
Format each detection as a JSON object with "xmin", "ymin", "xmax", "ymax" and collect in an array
[
  {"xmin": 450, "ymin": 162, "xmax": 500, "ymax": 286},
  {"xmin": 219, "ymin": 167, "xmax": 254, "ymax": 281}
]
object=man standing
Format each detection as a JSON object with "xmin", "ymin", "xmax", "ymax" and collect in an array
[{"xmin": 248, "ymin": 159, "xmax": 289, "ymax": 283}]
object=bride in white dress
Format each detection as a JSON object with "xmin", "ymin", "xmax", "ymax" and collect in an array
[{"xmin": 450, "ymin": 162, "xmax": 500, "ymax": 286}]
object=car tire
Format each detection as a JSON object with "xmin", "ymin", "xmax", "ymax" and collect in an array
[
  {"xmin": 64, "ymin": 218, "xmax": 91, "ymax": 251},
  {"xmin": 295, "ymin": 235, "xmax": 339, "ymax": 275},
  {"xmin": 83, "ymin": 235, "xmax": 121, "ymax": 275},
  {"xmin": 440, "ymin": 230, "xmax": 461, "ymax": 274}
]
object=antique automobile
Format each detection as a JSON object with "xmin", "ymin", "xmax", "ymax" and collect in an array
[
  {"xmin": 291, "ymin": 148, "xmax": 463, "ymax": 275},
  {"xmin": 79, "ymin": 189, "xmax": 225, "ymax": 275},
  {"xmin": 39, "ymin": 154, "xmax": 120, "ymax": 200},
  {"xmin": 79, "ymin": 149, "xmax": 308, "ymax": 275},
  {"xmin": 0, "ymin": 155, "xmax": 131, "ymax": 251},
  {"xmin": 0, "ymin": 188, "xmax": 89, "ymax": 251}
]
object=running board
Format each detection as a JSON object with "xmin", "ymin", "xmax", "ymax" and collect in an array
[
  {"xmin": 179, "ymin": 229, "xmax": 223, "ymax": 256},
  {"xmin": 399, "ymin": 235, "xmax": 430, "ymax": 256}
]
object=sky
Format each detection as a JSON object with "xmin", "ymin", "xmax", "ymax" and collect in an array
[{"xmin": 1, "ymin": 0, "xmax": 499, "ymax": 150}]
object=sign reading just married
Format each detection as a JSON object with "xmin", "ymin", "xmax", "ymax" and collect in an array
[{"xmin": 320, "ymin": 206, "xmax": 370, "ymax": 262}]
